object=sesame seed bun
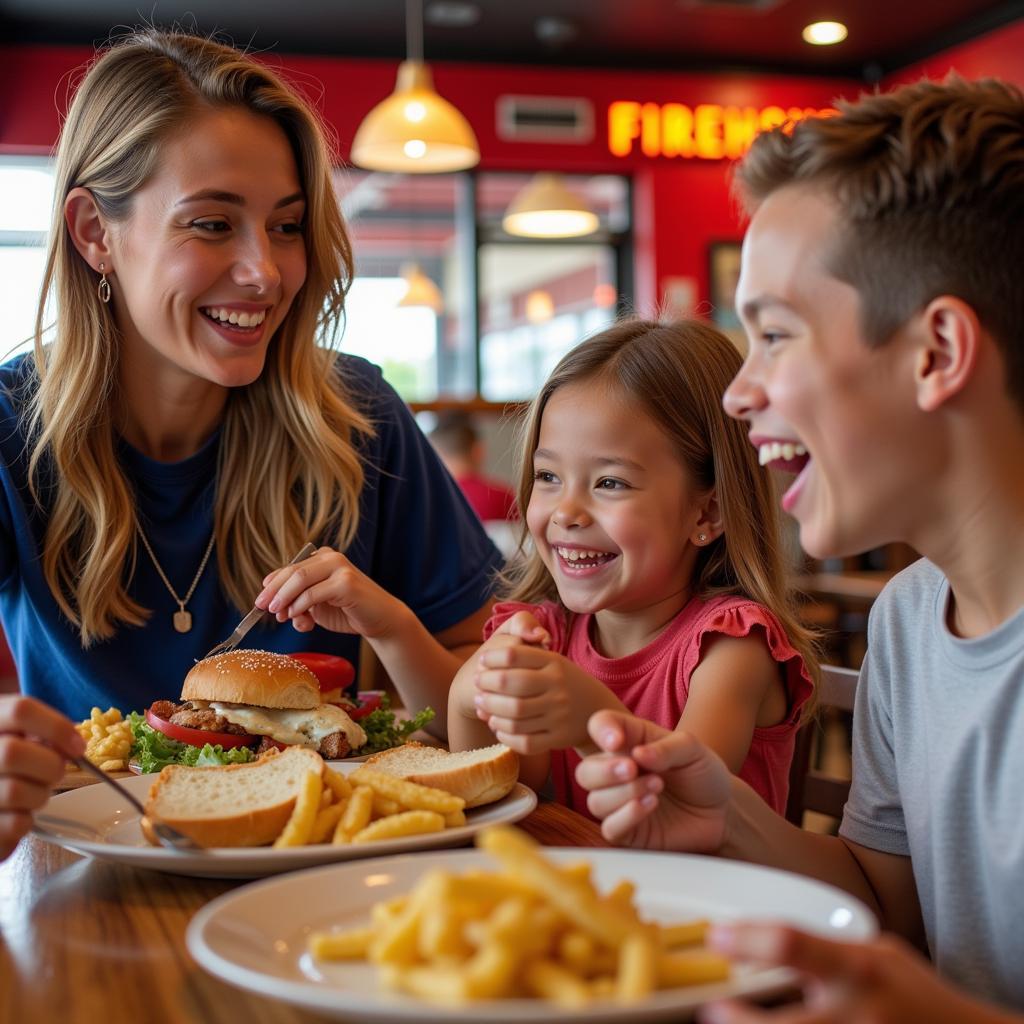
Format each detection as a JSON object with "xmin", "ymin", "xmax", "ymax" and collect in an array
[{"xmin": 181, "ymin": 649, "xmax": 320, "ymax": 710}]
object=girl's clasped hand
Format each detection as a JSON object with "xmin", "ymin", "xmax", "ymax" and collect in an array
[{"xmin": 469, "ymin": 610, "xmax": 623, "ymax": 755}]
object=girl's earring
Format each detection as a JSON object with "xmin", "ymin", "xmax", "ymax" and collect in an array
[
  {"xmin": 698, "ymin": 533, "xmax": 707, "ymax": 543},
  {"xmin": 97, "ymin": 262, "xmax": 111, "ymax": 304}
]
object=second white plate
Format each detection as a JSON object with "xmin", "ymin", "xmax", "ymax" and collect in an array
[{"xmin": 187, "ymin": 847, "xmax": 877, "ymax": 1023}]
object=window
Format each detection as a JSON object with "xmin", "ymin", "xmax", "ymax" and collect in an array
[
  {"xmin": 338, "ymin": 170, "xmax": 631, "ymax": 403},
  {"xmin": 0, "ymin": 157, "xmax": 55, "ymax": 357},
  {"xmin": 0, "ymin": 158, "xmax": 633, "ymax": 402}
]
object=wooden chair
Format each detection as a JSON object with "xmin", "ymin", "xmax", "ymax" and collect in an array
[{"xmin": 785, "ymin": 664, "xmax": 859, "ymax": 826}]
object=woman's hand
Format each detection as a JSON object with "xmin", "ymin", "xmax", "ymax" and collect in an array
[
  {"xmin": 256, "ymin": 547, "xmax": 406, "ymax": 639},
  {"xmin": 698, "ymin": 925, "xmax": 1011, "ymax": 1024},
  {"xmin": 472, "ymin": 643, "xmax": 621, "ymax": 754},
  {"xmin": 574, "ymin": 709, "xmax": 730, "ymax": 852},
  {"xmin": 0, "ymin": 695, "xmax": 85, "ymax": 861}
]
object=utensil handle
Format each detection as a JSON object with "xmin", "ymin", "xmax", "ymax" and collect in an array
[
  {"xmin": 289, "ymin": 542, "xmax": 317, "ymax": 565},
  {"xmin": 73, "ymin": 757, "xmax": 148, "ymax": 816}
]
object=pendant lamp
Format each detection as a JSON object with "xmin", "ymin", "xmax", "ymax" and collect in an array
[
  {"xmin": 502, "ymin": 173, "xmax": 600, "ymax": 239},
  {"xmin": 398, "ymin": 263, "xmax": 445, "ymax": 314},
  {"xmin": 351, "ymin": 0, "xmax": 480, "ymax": 173}
]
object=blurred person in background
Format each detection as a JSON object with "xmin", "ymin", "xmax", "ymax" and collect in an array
[{"xmin": 429, "ymin": 410, "xmax": 518, "ymax": 524}]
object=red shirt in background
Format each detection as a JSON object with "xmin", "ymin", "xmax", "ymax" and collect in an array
[{"xmin": 456, "ymin": 473, "xmax": 518, "ymax": 522}]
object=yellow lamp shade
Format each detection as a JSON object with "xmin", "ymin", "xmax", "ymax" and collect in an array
[
  {"xmin": 398, "ymin": 263, "xmax": 444, "ymax": 313},
  {"xmin": 351, "ymin": 61, "xmax": 480, "ymax": 173},
  {"xmin": 502, "ymin": 173, "xmax": 600, "ymax": 239},
  {"xmin": 525, "ymin": 289, "xmax": 554, "ymax": 323}
]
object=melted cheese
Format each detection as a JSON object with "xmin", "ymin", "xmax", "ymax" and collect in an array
[{"xmin": 210, "ymin": 702, "xmax": 367, "ymax": 751}]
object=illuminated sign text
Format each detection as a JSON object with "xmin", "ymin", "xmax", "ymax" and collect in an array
[{"xmin": 608, "ymin": 101, "xmax": 834, "ymax": 160}]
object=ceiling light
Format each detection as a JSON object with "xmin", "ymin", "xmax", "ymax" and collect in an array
[
  {"xmin": 534, "ymin": 16, "xmax": 578, "ymax": 49},
  {"xmin": 502, "ymin": 173, "xmax": 599, "ymax": 239},
  {"xmin": 525, "ymin": 290, "xmax": 555, "ymax": 324},
  {"xmin": 802, "ymin": 21, "xmax": 848, "ymax": 46},
  {"xmin": 425, "ymin": 2, "xmax": 481, "ymax": 28},
  {"xmin": 397, "ymin": 263, "xmax": 444, "ymax": 313},
  {"xmin": 351, "ymin": 0, "xmax": 480, "ymax": 173}
]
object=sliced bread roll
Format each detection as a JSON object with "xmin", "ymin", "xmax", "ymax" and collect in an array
[
  {"xmin": 364, "ymin": 741, "xmax": 518, "ymax": 808},
  {"xmin": 142, "ymin": 745, "xmax": 324, "ymax": 848}
]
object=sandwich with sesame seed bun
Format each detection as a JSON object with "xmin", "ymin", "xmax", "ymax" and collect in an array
[{"xmin": 137, "ymin": 650, "xmax": 367, "ymax": 771}]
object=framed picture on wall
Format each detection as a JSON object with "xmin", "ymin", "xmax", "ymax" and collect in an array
[{"xmin": 708, "ymin": 241, "xmax": 743, "ymax": 328}]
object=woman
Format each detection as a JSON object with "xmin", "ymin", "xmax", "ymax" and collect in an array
[{"xmin": 0, "ymin": 28, "xmax": 501, "ymax": 859}]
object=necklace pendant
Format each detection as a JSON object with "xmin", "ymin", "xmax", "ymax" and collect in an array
[{"xmin": 173, "ymin": 609, "xmax": 193, "ymax": 634}]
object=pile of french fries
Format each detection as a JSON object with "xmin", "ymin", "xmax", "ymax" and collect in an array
[
  {"xmin": 274, "ymin": 765, "xmax": 468, "ymax": 848},
  {"xmin": 308, "ymin": 824, "xmax": 731, "ymax": 1006},
  {"xmin": 74, "ymin": 706, "xmax": 133, "ymax": 772}
]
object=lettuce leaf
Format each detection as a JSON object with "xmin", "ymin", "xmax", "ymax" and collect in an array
[
  {"xmin": 358, "ymin": 695, "xmax": 435, "ymax": 754},
  {"xmin": 127, "ymin": 712, "xmax": 255, "ymax": 774}
]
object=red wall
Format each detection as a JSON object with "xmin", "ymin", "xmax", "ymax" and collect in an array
[
  {"xmin": 884, "ymin": 19, "xmax": 1024, "ymax": 88},
  {"xmin": 0, "ymin": 44, "xmax": 853, "ymax": 314},
  {"xmin": 1, "ymin": 19, "xmax": 1021, "ymax": 313}
]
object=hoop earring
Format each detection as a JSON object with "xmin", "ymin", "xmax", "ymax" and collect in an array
[{"xmin": 97, "ymin": 262, "xmax": 111, "ymax": 304}]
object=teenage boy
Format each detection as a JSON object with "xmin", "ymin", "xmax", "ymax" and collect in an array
[{"xmin": 577, "ymin": 76, "xmax": 1024, "ymax": 1023}]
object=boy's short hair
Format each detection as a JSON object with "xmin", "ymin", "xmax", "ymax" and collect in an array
[
  {"xmin": 735, "ymin": 76, "xmax": 1024, "ymax": 409},
  {"xmin": 429, "ymin": 410, "xmax": 478, "ymax": 458}
]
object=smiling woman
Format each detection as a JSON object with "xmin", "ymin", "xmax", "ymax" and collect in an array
[
  {"xmin": 0, "ymin": 27, "xmax": 502, "ymax": 863},
  {"xmin": 67, "ymin": 106, "xmax": 310, "ymax": 424}
]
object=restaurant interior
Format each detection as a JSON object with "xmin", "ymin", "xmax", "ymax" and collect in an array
[{"xmin": 1, "ymin": 1, "xmax": 1023, "ymax": 1021}]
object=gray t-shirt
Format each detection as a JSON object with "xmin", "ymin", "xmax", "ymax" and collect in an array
[{"xmin": 840, "ymin": 558, "xmax": 1024, "ymax": 1009}]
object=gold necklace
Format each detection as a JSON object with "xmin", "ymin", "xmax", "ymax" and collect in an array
[{"xmin": 135, "ymin": 524, "xmax": 216, "ymax": 634}]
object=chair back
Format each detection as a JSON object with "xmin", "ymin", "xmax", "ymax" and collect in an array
[{"xmin": 785, "ymin": 664, "xmax": 858, "ymax": 825}]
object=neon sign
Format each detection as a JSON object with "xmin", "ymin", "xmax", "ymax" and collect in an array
[{"xmin": 608, "ymin": 101, "xmax": 835, "ymax": 160}]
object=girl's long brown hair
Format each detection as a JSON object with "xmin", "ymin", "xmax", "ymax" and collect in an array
[
  {"xmin": 502, "ymin": 318, "xmax": 819, "ymax": 710},
  {"xmin": 28, "ymin": 29, "xmax": 372, "ymax": 644}
]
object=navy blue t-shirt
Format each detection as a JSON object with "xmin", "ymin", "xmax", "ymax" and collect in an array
[{"xmin": 0, "ymin": 353, "xmax": 503, "ymax": 718}]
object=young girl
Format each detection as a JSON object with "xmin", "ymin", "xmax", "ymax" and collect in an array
[{"xmin": 448, "ymin": 318, "xmax": 817, "ymax": 816}]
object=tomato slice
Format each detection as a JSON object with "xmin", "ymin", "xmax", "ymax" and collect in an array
[
  {"xmin": 290, "ymin": 652, "xmax": 356, "ymax": 694},
  {"xmin": 144, "ymin": 706, "xmax": 255, "ymax": 750},
  {"xmin": 344, "ymin": 690, "xmax": 383, "ymax": 720}
]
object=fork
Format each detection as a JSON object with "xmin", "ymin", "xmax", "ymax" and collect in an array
[
  {"xmin": 72, "ymin": 757, "xmax": 204, "ymax": 853},
  {"xmin": 202, "ymin": 541, "xmax": 317, "ymax": 660}
]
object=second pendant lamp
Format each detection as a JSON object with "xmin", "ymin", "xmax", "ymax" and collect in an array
[
  {"xmin": 502, "ymin": 173, "xmax": 600, "ymax": 239},
  {"xmin": 350, "ymin": 0, "xmax": 480, "ymax": 173}
]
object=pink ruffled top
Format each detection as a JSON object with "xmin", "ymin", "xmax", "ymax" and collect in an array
[{"xmin": 484, "ymin": 595, "xmax": 813, "ymax": 819}]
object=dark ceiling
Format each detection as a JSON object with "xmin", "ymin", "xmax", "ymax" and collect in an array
[{"xmin": 3, "ymin": 0, "xmax": 1022, "ymax": 80}]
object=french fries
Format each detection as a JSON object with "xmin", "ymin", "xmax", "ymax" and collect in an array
[
  {"xmin": 308, "ymin": 824, "xmax": 732, "ymax": 1008},
  {"xmin": 270, "ymin": 764, "xmax": 468, "ymax": 848},
  {"xmin": 74, "ymin": 706, "xmax": 133, "ymax": 772}
]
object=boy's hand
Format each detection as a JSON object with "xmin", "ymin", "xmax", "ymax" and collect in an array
[
  {"xmin": 0, "ymin": 695, "xmax": 85, "ymax": 862},
  {"xmin": 698, "ymin": 925, "xmax": 1001, "ymax": 1024},
  {"xmin": 575, "ymin": 710, "xmax": 730, "ymax": 852},
  {"xmin": 472, "ymin": 644, "xmax": 617, "ymax": 754},
  {"xmin": 256, "ymin": 547, "xmax": 404, "ymax": 638}
]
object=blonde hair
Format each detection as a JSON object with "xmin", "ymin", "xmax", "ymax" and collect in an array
[
  {"xmin": 29, "ymin": 28, "xmax": 372, "ymax": 644},
  {"xmin": 503, "ymin": 318, "xmax": 819, "ymax": 709}
]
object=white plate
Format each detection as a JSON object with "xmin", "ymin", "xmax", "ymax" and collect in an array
[
  {"xmin": 186, "ymin": 848, "xmax": 877, "ymax": 1023},
  {"xmin": 33, "ymin": 762, "xmax": 536, "ymax": 878}
]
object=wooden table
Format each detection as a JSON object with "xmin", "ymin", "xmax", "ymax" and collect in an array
[{"xmin": 0, "ymin": 793, "xmax": 607, "ymax": 1024}]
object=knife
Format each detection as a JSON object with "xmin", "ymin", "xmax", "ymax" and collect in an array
[{"xmin": 200, "ymin": 541, "xmax": 317, "ymax": 660}]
